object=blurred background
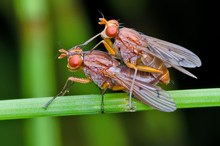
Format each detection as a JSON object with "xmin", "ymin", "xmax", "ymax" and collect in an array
[{"xmin": 0, "ymin": 0, "xmax": 219, "ymax": 146}]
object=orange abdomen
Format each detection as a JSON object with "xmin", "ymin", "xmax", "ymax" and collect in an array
[
  {"xmin": 142, "ymin": 54, "xmax": 170, "ymax": 84},
  {"xmin": 158, "ymin": 66, "xmax": 170, "ymax": 84}
]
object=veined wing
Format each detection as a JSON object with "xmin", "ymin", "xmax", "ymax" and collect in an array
[
  {"xmin": 107, "ymin": 66, "xmax": 176, "ymax": 112},
  {"xmin": 141, "ymin": 34, "xmax": 202, "ymax": 68}
]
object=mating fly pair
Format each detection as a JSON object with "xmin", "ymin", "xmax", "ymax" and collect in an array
[{"xmin": 44, "ymin": 16, "xmax": 201, "ymax": 112}]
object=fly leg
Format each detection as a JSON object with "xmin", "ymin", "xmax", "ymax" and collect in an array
[
  {"xmin": 79, "ymin": 33, "xmax": 101, "ymax": 47},
  {"xmin": 129, "ymin": 68, "xmax": 138, "ymax": 112},
  {"xmin": 100, "ymin": 88, "xmax": 107, "ymax": 113},
  {"xmin": 75, "ymin": 17, "xmax": 108, "ymax": 48},
  {"xmin": 67, "ymin": 33, "xmax": 102, "ymax": 51},
  {"xmin": 89, "ymin": 38, "xmax": 116, "ymax": 56},
  {"xmin": 125, "ymin": 62, "xmax": 162, "ymax": 111},
  {"xmin": 101, "ymin": 83, "xmax": 126, "ymax": 113},
  {"xmin": 125, "ymin": 62, "xmax": 163, "ymax": 74},
  {"xmin": 102, "ymin": 38, "xmax": 116, "ymax": 55},
  {"xmin": 43, "ymin": 76, "xmax": 91, "ymax": 109},
  {"xmin": 100, "ymin": 82, "xmax": 110, "ymax": 113}
]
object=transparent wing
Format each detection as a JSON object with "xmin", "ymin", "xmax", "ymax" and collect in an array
[
  {"xmin": 140, "ymin": 34, "xmax": 202, "ymax": 68},
  {"xmin": 108, "ymin": 66, "xmax": 176, "ymax": 112}
]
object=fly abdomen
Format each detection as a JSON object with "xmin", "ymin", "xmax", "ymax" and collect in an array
[{"xmin": 141, "ymin": 55, "xmax": 170, "ymax": 84}]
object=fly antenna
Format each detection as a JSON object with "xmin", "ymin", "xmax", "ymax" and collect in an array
[{"xmin": 98, "ymin": 10, "xmax": 105, "ymax": 18}]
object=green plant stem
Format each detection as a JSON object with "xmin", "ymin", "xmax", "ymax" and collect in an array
[
  {"xmin": 14, "ymin": 0, "xmax": 61, "ymax": 146},
  {"xmin": 0, "ymin": 88, "xmax": 220, "ymax": 120}
]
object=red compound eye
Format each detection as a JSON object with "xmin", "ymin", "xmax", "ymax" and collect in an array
[
  {"xmin": 106, "ymin": 25, "xmax": 118, "ymax": 37},
  {"xmin": 68, "ymin": 55, "xmax": 82, "ymax": 68}
]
